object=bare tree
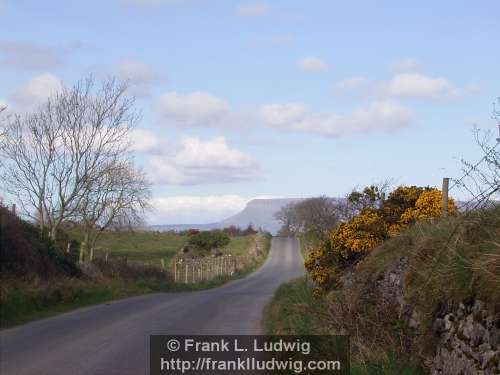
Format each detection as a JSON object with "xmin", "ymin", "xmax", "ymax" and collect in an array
[
  {"xmin": 0, "ymin": 76, "xmax": 141, "ymax": 240},
  {"xmin": 453, "ymin": 99, "xmax": 500, "ymax": 209},
  {"xmin": 274, "ymin": 202, "xmax": 297, "ymax": 236},
  {"xmin": 77, "ymin": 161, "xmax": 150, "ymax": 261},
  {"xmin": 275, "ymin": 197, "xmax": 340, "ymax": 240}
]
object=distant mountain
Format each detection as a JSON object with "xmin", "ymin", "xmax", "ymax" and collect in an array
[
  {"xmin": 149, "ymin": 198, "xmax": 304, "ymax": 234},
  {"xmin": 218, "ymin": 198, "xmax": 304, "ymax": 233}
]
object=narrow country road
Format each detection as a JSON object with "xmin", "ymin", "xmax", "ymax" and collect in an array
[{"xmin": 0, "ymin": 237, "xmax": 304, "ymax": 375}]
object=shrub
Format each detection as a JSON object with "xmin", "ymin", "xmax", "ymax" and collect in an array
[
  {"xmin": 0, "ymin": 205, "xmax": 80, "ymax": 279},
  {"xmin": 305, "ymin": 185, "xmax": 457, "ymax": 292},
  {"xmin": 187, "ymin": 230, "xmax": 230, "ymax": 251}
]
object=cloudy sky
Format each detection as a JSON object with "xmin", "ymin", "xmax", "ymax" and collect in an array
[{"xmin": 1, "ymin": 0, "xmax": 499, "ymax": 224}]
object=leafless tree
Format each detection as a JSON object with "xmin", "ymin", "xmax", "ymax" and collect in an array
[
  {"xmin": 0, "ymin": 76, "xmax": 142, "ymax": 240},
  {"xmin": 342, "ymin": 179, "xmax": 393, "ymax": 219},
  {"xmin": 77, "ymin": 161, "xmax": 150, "ymax": 261},
  {"xmin": 275, "ymin": 197, "xmax": 340, "ymax": 240},
  {"xmin": 274, "ymin": 202, "xmax": 297, "ymax": 236},
  {"xmin": 454, "ymin": 99, "xmax": 500, "ymax": 209}
]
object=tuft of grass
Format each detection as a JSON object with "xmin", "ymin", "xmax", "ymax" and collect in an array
[
  {"xmin": 263, "ymin": 276, "xmax": 328, "ymax": 335},
  {"xmin": 264, "ymin": 277, "xmax": 423, "ymax": 374},
  {"xmin": 356, "ymin": 205, "xmax": 500, "ymax": 319}
]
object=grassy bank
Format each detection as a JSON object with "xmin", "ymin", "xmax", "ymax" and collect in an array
[
  {"xmin": 265, "ymin": 208, "xmax": 500, "ymax": 373},
  {"xmin": 1, "ymin": 233, "xmax": 272, "ymax": 329},
  {"xmin": 263, "ymin": 277, "xmax": 423, "ymax": 374}
]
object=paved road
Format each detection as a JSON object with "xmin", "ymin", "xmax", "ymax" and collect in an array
[{"xmin": 0, "ymin": 237, "xmax": 304, "ymax": 375}]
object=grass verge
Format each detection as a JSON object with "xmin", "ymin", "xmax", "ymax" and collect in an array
[
  {"xmin": 1, "ymin": 233, "xmax": 272, "ymax": 329},
  {"xmin": 263, "ymin": 277, "xmax": 327, "ymax": 335},
  {"xmin": 263, "ymin": 277, "xmax": 423, "ymax": 374}
]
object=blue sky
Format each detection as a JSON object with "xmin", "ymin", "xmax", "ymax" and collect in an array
[{"xmin": 1, "ymin": 0, "xmax": 499, "ymax": 224}]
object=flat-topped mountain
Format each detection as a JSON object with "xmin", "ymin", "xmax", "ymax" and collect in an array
[{"xmin": 149, "ymin": 198, "xmax": 304, "ymax": 234}]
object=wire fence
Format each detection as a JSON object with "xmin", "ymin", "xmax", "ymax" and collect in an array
[{"xmin": 75, "ymin": 233, "xmax": 266, "ymax": 284}]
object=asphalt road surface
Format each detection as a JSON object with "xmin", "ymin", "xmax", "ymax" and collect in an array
[{"xmin": 0, "ymin": 237, "xmax": 304, "ymax": 375}]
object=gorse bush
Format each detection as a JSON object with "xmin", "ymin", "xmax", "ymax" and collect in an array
[
  {"xmin": 305, "ymin": 186, "xmax": 456, "ymax": 292},
  {"xmin": 187, "ymin": 230, "xmax": 231, "ymax": 251}
]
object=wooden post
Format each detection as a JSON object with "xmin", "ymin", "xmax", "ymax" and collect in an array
[
  {"xmin": 174, "ymin": 262, "xmax": 177, "ymax": 282},
  {"xmin": 185, "ymin": 264, "xmax": 188, "ymax": 283},
  {"xmin": 105, "ymin": 252, "xmax": 109, "ymax": 263},
  {"xmin": 79, "ymin": 242, "xmax": 85, "ymax": 263},
  {"xmin": 66, "ymin": 242, "xmax": 71, "ymax": 254},
  {"xmin": 11, "ymin": 204, "xmax": 16, "ymax": 215},
  {"xmin": 161, "ymin": 259, "xmax": 165, "ymax": 269},
  {"xmin": 442, "ymin": 177, "xmax": 450, "ymax": 217},
  {"xmin": 90, "ymin": 247, "xmax": 94, "ymax": 261}
]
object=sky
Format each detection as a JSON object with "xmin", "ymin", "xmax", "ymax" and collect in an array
[{"xmin": 1, "ymin": 0, "xmax": 499, "ymax": 224}]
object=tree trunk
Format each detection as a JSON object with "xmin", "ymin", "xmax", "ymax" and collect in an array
[
  {"xmin": 50, "ymin": 226, "xmax": 57, "ymax": 242},
  {"xmin": 83, "ymin": 231, "xmax": 91, "ymax": 262}
]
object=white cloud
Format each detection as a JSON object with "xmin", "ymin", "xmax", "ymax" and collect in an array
[
  {"xmin": 391, "ymin": 58, "xmax": 422, "ymax": 73},
  {"xmin": 149, "ymin": 195, "xmax": 249, "ymax": 224},
  {"xmin": 296, "ymin": 57, "xmax": 329, "ymax": 73},
  {"xmin": 335, "ymin": 76, "xmax": 368, "ymax": 91},
  {"xmin": 334, "ymin": 70, "xmax": 477, "ymax": 101},
  {"xmin": 235, "ymin": 2, "xmax": 272, "ymax": 17},
  {"xmin": 0, "ymin": 41, "xmax": 80, "ymax": 70},
  {"xmin": 7, "ymin": 73, "xmax": 62, "ymax": 112},
  {"xmin": 112, "ymin": 58, "xmax": 161, "ymax": 97},
  {"xmin": 114, "ymin": 58, "xmax": 159, "ymax": 85},
  {"xmin": 128, "ymin": 128, "xmax": 168, "ymax": 153},
  {"xmin": 146, "ymin": 136, "xmax": 261, "ymax": 185},
  {"xmin": 156, "ymin": 91, "xmax": 229, "ymax": 127},
  {"xmin": 261, "ymin": 100, "xmax": 413, "ymax": 137},
  {"xmin": 260, "ymin": 103, "xmax": 307, "ymax": 125},
  {"xmin": 386, "ymin": 73, "xmax": 472, "ymax": 99}
]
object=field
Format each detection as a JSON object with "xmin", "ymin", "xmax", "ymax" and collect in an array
[{"xmin": 66, "ymin": 229, "xmax": 259, "ymax": 267}]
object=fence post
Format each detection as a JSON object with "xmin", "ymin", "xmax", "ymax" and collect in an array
[
  {"xmin": 79, "ymin": 242, "xmax": 85, "ymax": 263},
  {"xmin": 90, "ymin": 247, "xmax": 94, "ymax": 261},
  {"xmin": 161, "ymin": 259, "xmax": 165, "ymax": 269},
  {"xmin": 442, "ymin": 177, "xmax": 449, "ymax": 217},
  {"xmin": 185, "ymin": 264, "xmax": 188, "ymax": 283},
  {"xmin": 174, "ymin": 261, "xmax": 177, "ymax": 282},
  {"xmin": 66, "ymin": 242, "xmax": 71, "ymax": 254},
  {"xmin": 11, "ymin": 204, "xmax": 16, "ymax": 215},
  {"xmin": 105, "ymin": 252, "xmax": 109, "ymax": 263}
]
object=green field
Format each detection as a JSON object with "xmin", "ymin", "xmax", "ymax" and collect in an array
[{"xmin": 67, "ymin": 229, "xmax": 259, "ymax": 267}]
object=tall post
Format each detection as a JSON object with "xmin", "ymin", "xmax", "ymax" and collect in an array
[
  {"xmin": 442, "ymin": 177, "xmax": 449, "ymax": 217},
  {"xmin": 79, "ymin": 242, "xmax": 85, "ymax": 263},
  {"xmin": 11, "ymin": 204, "xmax": 16, "ymax": 215},
  {"xmin": 66, "ymin": 242, "xmax": 71, "ymax": 254},
  {"xmin": 185, "ymin": 264, "xmax": 188, "ymax": 284},
  {"xmin": 90, "ymin": 247, "xmax": 94, "ymax": 261},
  {"xmin": 174, "ymin": 262, "xmax": 177, "ymax": 282}
]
